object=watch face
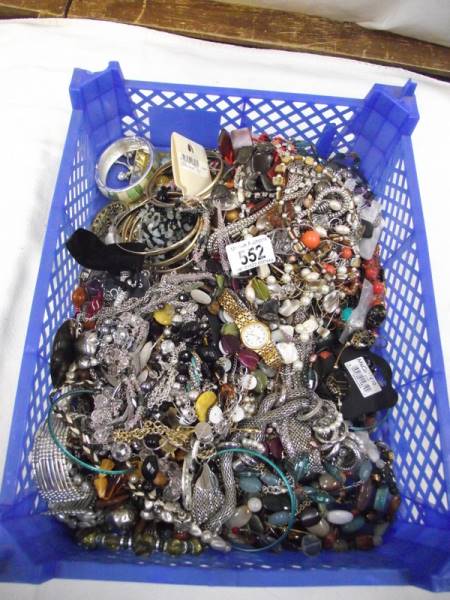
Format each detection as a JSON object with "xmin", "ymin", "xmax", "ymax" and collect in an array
[{"xmin": 241, "ymin": 322, "xmax": 270, "ymax": 351}]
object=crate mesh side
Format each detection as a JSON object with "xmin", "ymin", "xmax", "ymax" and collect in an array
[
  {"xmin": 379, "ymin": 148, "xmax": 449, "ymax": 520},
  {"xmin": 14, "ymin": 87, "xmax": 448, "ymax": 540},
  {"xmin": 16, "ymin": 137, "xmax": 95, "ymax": 510},
  {"xmin": 122, "ymin": 88, "xmax": 356, "ymax": 152}
]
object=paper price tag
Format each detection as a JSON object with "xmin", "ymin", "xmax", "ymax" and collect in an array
[
  {"xmin": 171, "ymin": 132, "xmax": 211, "ymax": 196},
  {"xmin": 226, "ymin": 235, "xmax": 275, "ymax": 275},
  {"xmin": 345, "ymin": 357, "xmax": 382, "ymax": 398}
]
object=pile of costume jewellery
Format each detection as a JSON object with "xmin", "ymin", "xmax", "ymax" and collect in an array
[{"xmin": 32, "ymin": 128, "xmax": 400, "ymax": 557}]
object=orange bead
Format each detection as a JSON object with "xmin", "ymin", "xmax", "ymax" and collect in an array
[
  {"xmin": 300, "ymin": 230, "xmax": 321, "ymax": 250},
  {"xmin": 322, "ymin": 263, "xmax": 336, "ymax": 275},
  {"xmin": 72, "ymin": 286, "xmax": 87, "ymax": 308},
  {"xmin": 153, "ymin": 471, "xmax": 168, "ymax": 488},
  {"xmin": 83, "ymin": 319, "xmax": 96, "ymax": 330},
  {"xmin": 340, "ymin": 247, "xmax": 353, "ymax": 259}
]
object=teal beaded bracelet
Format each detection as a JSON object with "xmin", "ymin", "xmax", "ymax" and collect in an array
[{"xmin": 214, "ymin": 447, "xmax": 297, "ymax": 553}]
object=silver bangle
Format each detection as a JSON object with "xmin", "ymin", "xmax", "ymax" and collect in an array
[{"xmin": 95, "ymin": 136, "xmax": 155, "ymax": 205}]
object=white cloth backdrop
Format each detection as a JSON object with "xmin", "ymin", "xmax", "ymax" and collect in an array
[
  {"xmin": 222, "ymin": 0, "xmax": 450, "ymax": 46},
  {"xmin": 0, "ymin": 17, "xmax": 449, "ymax": 600}
]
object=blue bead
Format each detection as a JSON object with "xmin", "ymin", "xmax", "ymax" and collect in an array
[
  {"xmin": 292, "ymin": 454, "xmax": 310, "ymax": 482},
  {"xmin": 301, "ymin": 534, "xmax": 322, "ymax": 557},
  {"xmin": 341, "ymin": 515, "xmax": 365, "ymax": 533},
  {"xmin": 341, "ymin": 307, "xmax": 353, "ymax": 322},
  {"xmin": 359, "ymin": 460, "xmax": 373, "ymax": 482},
  {"xmin": 267, "ymin": 511, "xmax": 291, "ymax": 526},
  {"xmin": 373, "ymin": 486, "xmax": 391, "ymax": 513},
  {"xmin": 324, "ymin": 462, "xmax": 346, "ymax": 483},
  {"xmin": 239, "ymin": 476, "xmax": 262, "ymax": 494},
  {"xmin": 302, "ymin": 487, "xmax": 334, "ymax": 504},
  {"xmin": 260, "ymin": 472, "xmax": 279, "ymax": 486}
]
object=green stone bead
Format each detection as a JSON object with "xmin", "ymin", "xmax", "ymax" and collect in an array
[
  {"xmin": 132, "ymin": 532, "xmax": 155, "ymax": 556},
  {"xmin": 141, "ymin": 531, "xmax": 157, "ymax": 549},
  {"xmin": 80, "ymin": 531, "xmax": 98, "ymax": 550},
  {"xmin": 166, "ymin": 538, "xmax": 185, "ymax": 556},
  {"xmin": 103, "ymin": 534, "xmax": 121, "ymax": 551},
  {"xmin": 188, "ymin": 538, "xmax": 203, "ymax": 555},
  {"xmin": 221, "ymin": 323, "xmax": 240, "ymax": 336},
  {"xmin": 333, "ymin": 539, "xmax": 349, "ymax": 552},
  {"xmin": 253, "ymin": 369, "xmax": 268, "ymax": 393}
]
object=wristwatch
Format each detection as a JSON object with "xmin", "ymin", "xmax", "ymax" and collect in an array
[{"xmin": 218, "ymin": 289, "xmax": 282, "ymax": 368}]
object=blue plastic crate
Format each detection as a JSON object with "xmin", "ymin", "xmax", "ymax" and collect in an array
[{"xmin": 0, "ymin": 62, "xmax": 449, "ymax": 591}]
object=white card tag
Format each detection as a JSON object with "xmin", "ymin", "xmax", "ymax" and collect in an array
[
  {"xmin": 344, "ymin": 357, "xmax": 382, "ymax": 398},
  {"xmin": 226, "ymin": 235, "xmax": 275, "ymax": 275},
  {"xmin": 171, "ymin": 132, "xmax": 211, "ymax": 196}
]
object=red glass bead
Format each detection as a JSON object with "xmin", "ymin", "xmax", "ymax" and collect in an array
[
  {"xmin": 340, "ymin": 247, "xmax": 353, "ymax": 259},
  {"xmin": 175, "ymin": 531, "xmax": 190, "ymax": 541},
  {"xmin": 301, "ymin": 230, "xmax": 321, "ymax": 250},
  {"xmin": 323, "ymin": 263, "xmax": 336, "ymax": 275},
  {"xmin": 365, "ymin": 267, "xmax": 379, "ymax": 282},
  {"xmin": 372, "ymin": 281, "xmax": 385, "ymax": 295}
]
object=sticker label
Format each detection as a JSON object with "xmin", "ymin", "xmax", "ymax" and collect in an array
[
  {"xmin": 171, "ymin": 132, "xmax": 211, "ymax": 195},
  {"xmin": 226, "ymin": 235, "xmax": 276, "ymax": 275},
  {"xmin": 179, "ymin": 151, "xmax": 208, "ymax": 176},
  {"xmin": 344, "ymin": 357, "xmax": 382, "ymax": 398}
]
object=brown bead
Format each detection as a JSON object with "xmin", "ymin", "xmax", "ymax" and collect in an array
[
  {"xmin": 153, "ymin": 471, "xmax": 168, "ymax": 487},
  {"xmin": 225, "ymin": 209, "xmax": 240, "ymax": 223},
  {"xmin": 175, "ymin": 531, "xmax": 190, "ymax": 541},
  {"xmin": 83, "ymin": 320, "xmax": 96, "ymax": 330},
  {"xmin": 266, "ymin": 211, "xmax": 283, "ymax": 228},
  {"xmin": 388, "ymin": 495, "xmax": 401, "ymax": 516},
  {"xmin": 207, "ymin": 301, "xmax": 220, "ymax": 315},
  {"xmin": 97, "ymin": 493, "xmax": 130, "ymax": 509},
  {"xmin": 220, "ymin": 383, "xmax": 236, "ymax": 401},
  {"xmin": 77, "ymin": 369, "xmax": 92, "ymax": 381},
  {"xmin": 355, "ymin": 535, "xmax": 374, "ymax": 550},
  {"xmin": 174, "ymin": 449, "xmax": 187, "ymax": 462},
  {"xmin": 323, "ymin": 530, "xmax": 338, "ymax": 550},
  {"xmin": 72, "ymin": 286, "xmax": 87, "ymax": 308}
]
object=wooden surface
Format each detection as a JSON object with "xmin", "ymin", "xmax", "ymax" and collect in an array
[
  {"xmin": 1, "ymin": 0, "xmax": 450, "ymax": 78},
  {"xmin": 0, "ymin": 0, "xmax": 66, "ymax": 17}
]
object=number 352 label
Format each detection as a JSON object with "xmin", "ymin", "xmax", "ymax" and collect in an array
[{"xmin": 226, "ymin": 235, "xmax": 276, "ymax": 275}]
